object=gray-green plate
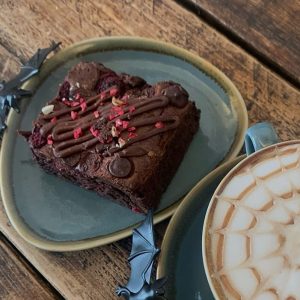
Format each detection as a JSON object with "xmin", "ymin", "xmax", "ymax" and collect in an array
[
  {"xmin": 0, "ymin": 37, "xmax": 247, "ymax": 251},
  {"xmin": 157, "ymin": 156, "xmax": 244, "ymax": 299}
]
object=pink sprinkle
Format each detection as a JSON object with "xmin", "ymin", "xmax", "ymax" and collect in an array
[
  {"xmin": 108, "ymin": 114, "xmax": 116, "ymax": 121},
  {"xmin": 122, "ymin": 120, "xmax": 129, "ymax": 129},
  {"xmin": 129, "ymin": 106, "xmax": 136, "ymax": 113},
  {"xmin": 90, "ymin": 127, "xmax": 100, "ymax": 137},
  {"xmin": 63, "ymin": 100, "xmax": 72, "ymax": 106},
  {"xmin": 128, "ymin": 132, "xmax": 138, "ymax": 139},
  {"xmin": 47, "ymin": 135, "xmax": 53, "ymax": 145},
  {"xmin": 113, "ymin": 106, "xmax": 124, "ymax": 116},
  {"xmin": 122, "ymin": 94, "xmax": 129, "ymax": 100},
  {"xmin": 75, "ymin": 93, "xmax": 81, "ymax": 100},
  {"xmin": 71, "ymin": 101, "xmax": 80, "ymax": 107},
  {"xmin": 155, "ymin": 121, "xmax": 165, "ymax": 129},
  {"xmin": 115, "ymin": 118, "xmax": 123, "ymax": 127},
  {"xmin": 71, "ymin": 111, "xmax": 78, "ymax": 120},
  {"xmin": 79, "ymin": 97, "xmax": 85, "ymax": 103},
  {"xmin": 109, "ymin": 87, "xmax": 118, "ymax": 97},
  {"xmin": 100, "ymin": 92, "xmax": 107, "ymax": 100},
  {"xmin": 50, "ymin": 117, "xmax": 57, "ymax": 123},
  {"xmin": 80, "ymin": 101, "xmax": 87, "ymax": 112},
  {"xmin": 73, "ymin": 127, "xmax": 82, "ymax": 139},
  {"xmin": 128, "ymin": 126, "xmax": 136, "ymax": 132},
  {"xmin": 94, "ymin": 111, "xmax": 100, "ymax": 118}
]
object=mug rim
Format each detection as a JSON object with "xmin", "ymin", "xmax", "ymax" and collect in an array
[{"xmin": 202, "ymin": 139, "xmax": 300, "ymax": 300}]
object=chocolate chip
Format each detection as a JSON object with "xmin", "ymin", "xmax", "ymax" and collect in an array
[
  {"xmin": 163, "ymin": 85, "xmax": 188, "ymax": 108},
  {"xmin": 108, "ymin": 157, "xmax": 132, "ymax": 178},
  {"xmin": 154, "ymin": 82, "xmax": 188, "ymax": 108}
]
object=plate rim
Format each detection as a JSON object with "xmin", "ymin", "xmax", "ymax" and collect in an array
[
  {"xmin": 0, "ymin": 36, "xmax": 248, "ymax": 251},
  {"xmin": 156, "ymin": 155, "xmax": 245, "ymax": 296}
]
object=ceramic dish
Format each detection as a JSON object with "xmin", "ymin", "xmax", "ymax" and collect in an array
[
  {"xmin": 0, "ymin": 37, "xmax": 247, "ymax": 251},
  {"xmin": 157, "ymin": 156, "xmax": 244, "ymax": 299}
]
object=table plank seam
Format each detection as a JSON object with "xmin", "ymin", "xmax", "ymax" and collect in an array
[
  {"xmin": 175, "ymin": 0, "xmax": 300, "ymax": 90},
  {"xmin": 0, "ymin": 231, "xmax": 64, "ymax": 299}
]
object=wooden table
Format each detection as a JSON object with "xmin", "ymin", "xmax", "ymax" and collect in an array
[{"xmin": 0, "ymin": 1, "xmax": 299, "ymax": 299}]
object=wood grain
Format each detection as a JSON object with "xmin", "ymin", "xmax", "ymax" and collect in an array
[
  {"xmin": 0, "ymin": 0, "xmax": 299, "ymax": 299},
  {"xmin": 0, "ymin": 200, "xmax": 167, "ymax": 300},
  {"xmin": 184, "ymin": 0, "xmax": 300, "ymax": 86},
  {"xmin": 0, "ymin": 233, "xmax": 60, "ymax": 300}
]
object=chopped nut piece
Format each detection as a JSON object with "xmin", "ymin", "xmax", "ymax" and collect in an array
[
  {"xmin": 118, "ymin": 137, "xmax": 126, "ymax": 147},
  {"xmin": 148, "ymin": 151, "xmax": 156, "ymax": 157},
  {"xmin": 112, "ymin": 96, "xmax": 125, "ymax": 106},
  {"xmin": 111, "ymin": 125, "xmax": 119, "ymax": 137},
  {"xmin": 41, "ymin": 104, "xmax": 54, "ymax": 115}
]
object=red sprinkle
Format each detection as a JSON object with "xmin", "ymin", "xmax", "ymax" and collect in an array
[
  {"xmin": 63, "ymin": 100, "xmax": 72, "ymax": 106},
  {"xmin": 155, "ymin": 121, "xmax": 165, "ymax": 129},
  {"xmin": 113, "ymin": 106, "xmax": 124, "ymax": 116},
  {"xmin": 94, "ymin": 111, "xmax": 100, "ymax": 118},
  {"xmin": 108, "ymin": 113, "xmax": 117, "ymax": 121},
  {"xmin": 71, "ymin": 101, "xmax": 80, "ymax": 107},
  {"xmin": 122, "ymin": 94, "xmax": 129, "ymax": 100},
  {"xmin": 129, "ymin": 106, "xmax": 136, "ymax": 113},
  {"xmin": 71, "ymin": 111, "xmax": 78, "ymax": 120},
  {"xmin": 122, "ymin": 120, "xmax": 129, "ymax": 129},
  {"xmin": 115, "ymin": 118, "xmax": 123, "ymax": 128},
  {"xmin": 80, "ymin": 101, "xmax": 87, "ymax": 112},
  {"xmin": 50, "ymin": 117, "xmax": 57, "ymax": 123},
  {"xmin": 47, "ymin": 135, "xmax": 53, "ymax": 145},
  {"xmin": 109, "ymin": 87, "xmax": 118, "ymax": 97},
  {"xmin": 90, "ymin": 126, "xmax": 100, "ymax": 137},
  {"xmin": 75, "ymin": 93, "xmax": 81, "ymax": 100},
  {"xmin": 128, "ymin": 126, "xmax": 136, "ymax": 132},
  {"xmin": 73, "ymin": 127, "xmax": 83, "ymax": 139},
  {"xmin": 100, "ymin": 92, "xmax": 107, "ymax": 100},
  {"xmin": 128, "ymin": 132, "xmax": 138, "ymax": 139}
]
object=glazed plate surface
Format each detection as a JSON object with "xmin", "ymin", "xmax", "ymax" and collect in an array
[{"xmin": 0, "ymin": 37, "xmax": 247, "ymax": 251}]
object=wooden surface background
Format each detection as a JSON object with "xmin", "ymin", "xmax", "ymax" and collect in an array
[
  {"xmin": 0, "ymin": 0, "xmax": 299, "ymax": 299},
  {"xmin": 184, "ymin": 0, "xmax": 300, "ymax": 86}
]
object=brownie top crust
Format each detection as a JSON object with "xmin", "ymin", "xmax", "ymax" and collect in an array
[{"xmin": 22, "ymin": 61, "xmax": 200, "ymax": 207}]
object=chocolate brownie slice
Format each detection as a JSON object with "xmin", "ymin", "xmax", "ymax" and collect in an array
[{"xmin": 20, "ymin": 62, "xmax": 200, "ymax": 213}]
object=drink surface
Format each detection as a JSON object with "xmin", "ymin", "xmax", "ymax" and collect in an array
[{"xmin": 206, "ymin": 142, "xmax": 300, "ymax": 300}]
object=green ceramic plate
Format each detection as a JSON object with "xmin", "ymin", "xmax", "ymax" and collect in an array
[
  {"xmin": 157, "ymin": 156, "xmax": 245, "ymax": 299},
  {"xmin": 0, "ymin": 37, "xmax": 247, "ymax": 251}
]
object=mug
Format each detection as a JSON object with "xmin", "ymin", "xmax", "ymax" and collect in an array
[{"xmin": 203, "ymin": 122, "xmax": 300, "ymax": 300}]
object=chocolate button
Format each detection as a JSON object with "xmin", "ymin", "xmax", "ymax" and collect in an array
[
  {"xmin": 163, "ymin": 85, "xmax": 188, "ymax": 108},
  {"xmin": 109, "ymin": 157, "xmax": 132, "ymax": 178}
]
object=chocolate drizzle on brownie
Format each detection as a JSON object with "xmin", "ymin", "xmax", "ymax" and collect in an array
[
  {"xmin": 29, "ymin": 62, "xmax": 191, "ymax": 179},
  {"xmin": 37, "ymin": 83, "xmax": 187, "ymax": 177}
]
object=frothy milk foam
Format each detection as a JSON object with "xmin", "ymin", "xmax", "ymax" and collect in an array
[{"xmin": 206, "ymin": 143, "xmax": 300, "ymax": 300}]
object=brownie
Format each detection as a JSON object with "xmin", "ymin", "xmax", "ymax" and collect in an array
[{"xmin": 20, "ymin": 62, "xmax": 200, "ymax": 213}]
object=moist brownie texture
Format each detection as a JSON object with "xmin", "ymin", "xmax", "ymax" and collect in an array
[{"xmin": 20, "ymin": 62, "xmax": 200, "ymax": 213}]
